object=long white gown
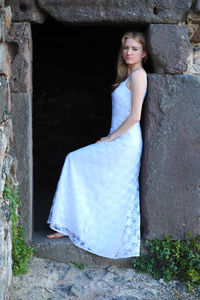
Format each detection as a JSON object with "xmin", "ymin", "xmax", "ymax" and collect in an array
[{"xmin": 47, "ymin": 72, "xmax": 147, "ymax": 259}]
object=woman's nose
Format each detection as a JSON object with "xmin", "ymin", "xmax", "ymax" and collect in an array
[{"xmin": 127, "ymin": 48, "xmax": 132, "ymax": 55}]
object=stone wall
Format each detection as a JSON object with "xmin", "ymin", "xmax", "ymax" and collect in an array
[
  {"xmin": 0, "ymin": 2, "xmax": 197, "ymax": 299},
  {"xmin": 0, "ymin": 2, "xmax": 14, "ymax": 300},
  {"xmin": 138, "ymin": 18, "xmax": 200, "ymax": 239},
  {"xmin": 3, "ymin": 0, "xmax": 200, "ymax": 247},
  {"xmin": 7, "ymin": 21, "xmax": 33, "ymax": 242},
  {"xmin": 140, "ymin": 12, "xmax": 200, "ymax": 239}
]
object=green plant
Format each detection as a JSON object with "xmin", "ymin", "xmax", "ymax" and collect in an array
[
  {"xmin": 71, "ymin": 260, "xmax": 85, "ymax": 270},
  {"xmin": 3, "ymin": 177, "xmax": 33, "ymax": 276},
  {"xmin": 132, "ymin": 234, "xmax": 200, "ymax": 292}
]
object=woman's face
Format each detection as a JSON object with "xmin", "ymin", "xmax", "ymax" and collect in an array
[{"xmin": 122, "ymin": 37, "xmax": 146, "ymax": 67}]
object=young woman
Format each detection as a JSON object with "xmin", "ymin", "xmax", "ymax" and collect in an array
[{"xmin": 47, "ymin": 31, "xmax": 147, "ymax": 259}]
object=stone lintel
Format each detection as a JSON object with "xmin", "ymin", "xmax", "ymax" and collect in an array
[
  {"xmin": 5, "ymin": 0, "xmax": 46, "ymax": 23},
  {"xmin": 7, "ymin": 0, "xmax": 193, "ymax": 24}
]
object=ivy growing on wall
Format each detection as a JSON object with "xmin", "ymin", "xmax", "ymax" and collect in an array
[{"xmin": 3, "ymin": 177, "xmax": 33, "ymax": 276}]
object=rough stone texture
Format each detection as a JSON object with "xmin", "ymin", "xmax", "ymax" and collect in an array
[
  {"xmin": 140, "ymin": 74, "xmax": 200, "ymax": 240},
  {"xmin": 0, "ymin": 154, "xmax": 13, "ymax": 197},
  {"xmin": 195, "ymin": 0, "xmax": 200, "ymax": 12},
  {"xmin": 10, "ymin": 93, "xmax": 33, "ymax": 242},
  {"xmin": 0, "ymin": 0, "xmax": 4, "ymax": 8},
  {"xmin": 7, "ymin": 22, "xmax": 32, "ymax": 93},
  {"xmin": 193, "ymin": 56, "xmax": 200, "ymax": 72},
  {"xmin": 0, "ymin": 143, "xmax": 14, "ymax": 300},
  {"xmin": 31, "ymin": 231, "xmax": 134, "ymax": 268},
  {"xmin": 147, "ymin": 24, "xmax": 190, "ymax": 74},
  {"xmin": 190, "ymin": 26, "xmax": 200, "ymax": 43},
  {"xmin": 0, "ymin": 6, "xmax": 12, "ymax": 42},
  {"xmin": 187, "ymin": 44, "xmax": 200, "ymax": 75},
  {"xmin": 5, "ymin": 0, "xmax": 46, "ymax": 23},
  {"xmin": 37, "ymin": 0, "xmax": 193, "ymax": 24},
  {"xmin": 0, "ymin": 75, "xmax": 9, "ymax": 123},
  {"xmin": 0, "ymin": 1, "xmax": 21, "ymax": 300},
  {"xmin": 0, "ymin": 205, "xmax": 12, "ymax": 300},
  {"xmin": 0, "ymin": 43, "xmax": 10, "ymax": 78},
  {"xmin": 3, "ymin": 118, "xmax": 13, "ymax": 146},
  {"xmin": 9, "ymin": 256, "xmax": 200, "ymax": 299},
  {"xmin": 187, "ymin": 10, "xmax": 200, "ymax": 25},
  {"xmin": 0, "ymin": 131, "xmax": 7, "ymax": 158},
  {"xmin": 185, "ymin": 20, "xmax": 200, "ymax": 75}
]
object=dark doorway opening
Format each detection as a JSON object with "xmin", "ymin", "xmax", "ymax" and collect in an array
[{"xmin": 32, "ymin": 18, "xmax": 149, "ymax": 232}]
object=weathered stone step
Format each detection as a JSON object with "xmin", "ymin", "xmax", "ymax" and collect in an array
[{"xmin": 30, "ymin": 231, "xmax": 134, "ymax": 268}]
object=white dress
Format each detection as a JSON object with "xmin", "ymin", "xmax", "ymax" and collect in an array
[{"xmin": 47, "ymin": 72, "xmax": 147, "ymax": 259}]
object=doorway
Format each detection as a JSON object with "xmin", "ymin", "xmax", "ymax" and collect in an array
[{"xmin": 32, "ymin": 18, "xmax": 148, "ymax": 232}]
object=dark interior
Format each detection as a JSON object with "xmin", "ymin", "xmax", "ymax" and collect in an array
[{"xmin": 32, "ymin": 18, "xmax": 150, "ymax": 231}]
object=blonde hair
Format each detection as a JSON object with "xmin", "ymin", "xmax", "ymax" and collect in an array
[{"xmin": 113, "ymin": 31, "xmax": 147, "ymax": 89}]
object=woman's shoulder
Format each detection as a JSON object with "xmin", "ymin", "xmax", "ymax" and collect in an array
[
  {"xmin": 128, "ymin": 68, "xmax": 147, "ymax": 85},
  {"xmin": 127, "ymin": 68, "xmax": 147, "ymax": 91},
  {"xmin": 129, "ymin": 68, "xmax": 147, "ymax": 79}
]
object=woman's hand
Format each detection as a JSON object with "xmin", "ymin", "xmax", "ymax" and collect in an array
[{"xmin": 95, "ymin": 135, "xmax": 114, "ymax": 144}]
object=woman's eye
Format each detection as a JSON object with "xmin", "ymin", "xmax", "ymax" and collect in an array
[{"xmin": 123, "ymin": 47, "xmax": 138, "ymax": 51}]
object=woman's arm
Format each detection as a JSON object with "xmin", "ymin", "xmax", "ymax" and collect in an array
[{"xmin": 96, "ymin": 70, "xmax": 147, "ymax": 143}]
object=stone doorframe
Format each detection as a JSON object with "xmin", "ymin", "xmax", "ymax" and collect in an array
[{"xmin": 6, "ymin": 0, "xmax": 200, "ymax": 242}]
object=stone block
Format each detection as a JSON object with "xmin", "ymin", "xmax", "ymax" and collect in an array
[
  {"xmin": 7, "ymin": 22, "xmax": 32, "ymax": 93},
  {"xmin": 37, "ymin": 0, "xmax": 192, "ymax": 24},
  {"xmin": 193, "ymin": 56, "xmax": 200, "ymax": 73},
  {"xmin": 140, "ymin": 74, "xmax": 200, "ymax": 240},
  {"xmin": 191, "ymin": 26, "xmax": 200, "ymax": 43},
  {"xmin": 0, "ymin": 75, "xmax": 9, "ymax": 123},
  {"xmin": 0, "ymin": 130, "xmax": 7, "ymax": 158},
  {"xmin": 3, "ymin": 154, "xmax": 13, "ymax": 177},
  {"xmin": 0, "ymin": 0, "xmax": 4, "ymax": 8},
  {"xmin": 4, "ymin": 118, "xmax": 13, "ymax": 144},
  {"xmin": 0, "ymin": 43, "xmax": 10, "ymax": 78},
  {"xmin": 0, "ymin": 154, "xmax": 13, "ymax": 195},
  {"xmin": 10, "ymin": 92, "xmax": 32, "ymax": 242},
  {"xmin": 31, "ymin": 231, "xmax": 133, "ymax": 268},
  {"xmin": 195, "ymin": 0, "xmax": 200, "ymax": 12},
  {"xmin": 0, "ymin": 6, "xmax": 12, "ymax": 42},
  {"xmin": 0, "ymin": 205, "xmax": 12, "ymax": 300},
  {"xmin": 0, "ymin": 154, "xmax": 14, "ymax": 196},
  {"xmin": 147, "ymin": 24, "xmax": 190, "ymax": 74},
  {"xmin": 5, "ymin": 0, "xmax": 45, "ymax": 23},
  {"xmin": 0, "ymin": 158, "xmax": 5, "ymax": 195}
]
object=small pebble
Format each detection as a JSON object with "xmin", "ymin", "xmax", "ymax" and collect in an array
[{"xmin": 69, "ymin": 284, "xmax": 85, "ymax": 297}]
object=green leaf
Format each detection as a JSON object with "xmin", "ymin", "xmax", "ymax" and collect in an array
[
  {"xmin": 3, "ymin": 177, "xmax": 33, "ymax": 276},
  {"xmin": 132, "ymin": 233, "xmax": 200, "ymax": 293}
]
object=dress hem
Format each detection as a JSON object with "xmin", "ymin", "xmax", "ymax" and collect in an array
[{"xmin": 47, "ymin": 222, "xmax": 140, "ymax": 259}]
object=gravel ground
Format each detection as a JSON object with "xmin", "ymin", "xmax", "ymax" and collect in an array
[{"xmin": 9, "ymin": 256, "xmax": 200, "ymax": 300}]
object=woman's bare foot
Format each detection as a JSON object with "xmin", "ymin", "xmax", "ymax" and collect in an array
[{"xmin": 46, "ymin": 232, "xmax": 66, "ymax": 239}]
